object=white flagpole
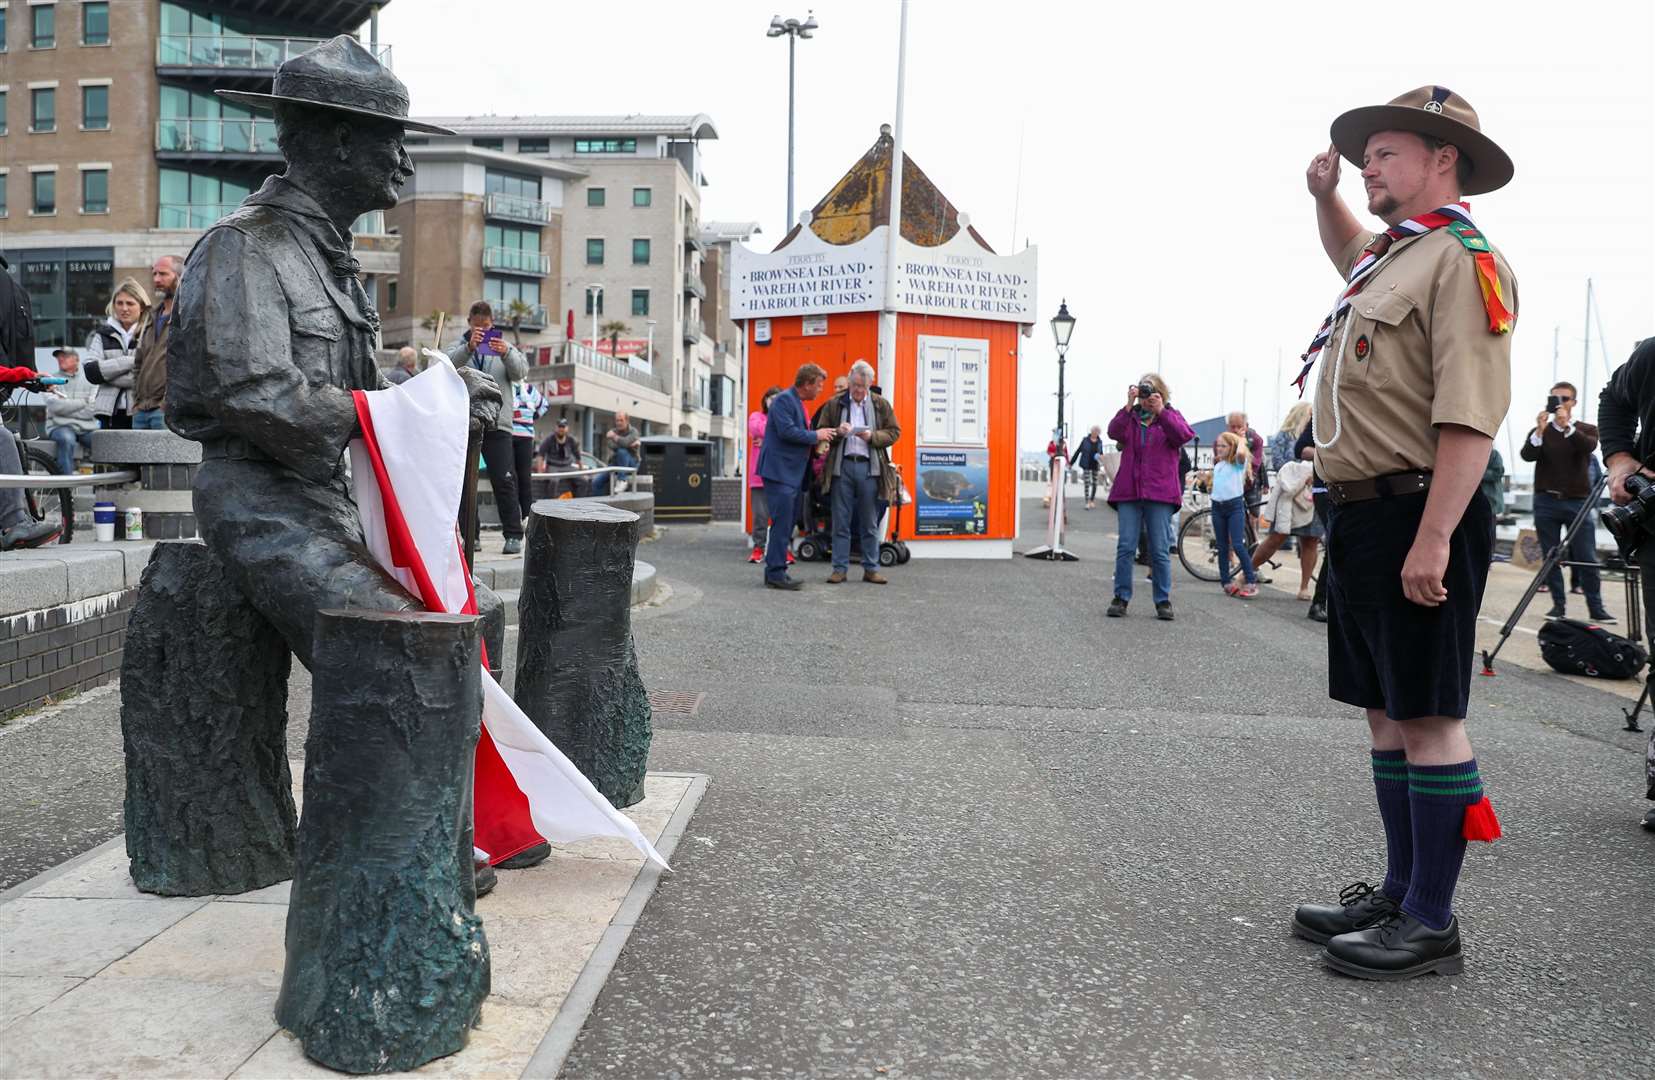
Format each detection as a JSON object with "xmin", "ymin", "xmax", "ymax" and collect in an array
[{"xmin": 877, "ymin": 0, "xmax": 909, "ymax": 398}]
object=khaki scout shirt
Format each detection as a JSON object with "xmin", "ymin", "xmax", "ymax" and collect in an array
[{"xmin": 1312, "ymin": 226, "xmax": 1516, "ymax": 484}]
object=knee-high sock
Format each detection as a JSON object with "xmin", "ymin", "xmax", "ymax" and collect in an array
[
  {"xmin": 1403, "ymin": 759, "xmax": 1485, "ymax": 930},
  {"xmin": 1371, "ymin": 749, "xmax": 1412, "ymax": 902}
]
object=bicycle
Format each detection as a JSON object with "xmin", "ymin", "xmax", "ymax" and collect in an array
[
  {"xmin": 1177, "ymin": 491, "xmax": 1277, "ymax": 583},
  {"xmin": 1, "ymin": 372, "xmax": 76, "ymax": 546}
]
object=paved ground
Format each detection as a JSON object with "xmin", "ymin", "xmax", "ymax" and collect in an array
[{"xmin": 2, "ymin": 500, "xmax": 1652, "ymax": 1077}]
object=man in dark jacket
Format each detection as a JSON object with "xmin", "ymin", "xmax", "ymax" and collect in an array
[
  {"xmin": 814, "ymin": 359, "xmax": 901, "ymax": 584},
  {"xmin": 536, "ymin": 417, "xmax": 586, "ymax": 497},
  {"xmin": 758, "ymin": 363, "xmax": 834, "ymax": 590},
  {"xmin": 1597, "ymin": 336, "xmax": 1655, "ymax": 832},
  {"xmin": 132, "ymin": 255, "xmax": 182, "ymax": 429},
  {"xmin": 1520, "ymin": 381, "xmax": 1613, "ymax": 621}
]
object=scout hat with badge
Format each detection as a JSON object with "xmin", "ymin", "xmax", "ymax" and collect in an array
[
  {"xmin": 1329, "ymin": 85, "xmax": 1513, "ymax": 195},
  {"xmin": 216, "ymin": 35, "xmax": 457, "ymax": 136}
]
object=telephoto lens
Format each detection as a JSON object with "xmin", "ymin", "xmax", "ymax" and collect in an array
[{"xmin": 1601, "ymin": 473, "xmax": 1655, "ymax": 555}]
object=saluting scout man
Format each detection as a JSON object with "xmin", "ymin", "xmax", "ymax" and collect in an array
[{"xmin": 1288, "ymin": 87, "xmax": 1516, "ymax": 980}]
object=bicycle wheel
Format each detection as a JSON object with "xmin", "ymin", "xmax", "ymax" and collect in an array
[
  {"xmin": 21, "ymin": 447, "xmax": 75, "ymax": 545},
  {"xmin": 1177, "ymin": 508, "xmax": 1222, "ymax": 582}
]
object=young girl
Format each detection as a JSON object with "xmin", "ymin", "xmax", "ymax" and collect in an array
[{"xmin": 1209, "ymin": 431, "xmax": 1258, "ymax": 597}]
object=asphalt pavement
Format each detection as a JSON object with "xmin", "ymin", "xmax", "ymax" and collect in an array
[{"xmin": 1, "ymin": 499, "xmax": 1651, "ymax": 1078}]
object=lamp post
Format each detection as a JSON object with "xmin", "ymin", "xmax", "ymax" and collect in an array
[
  {"xmin": 767, "ymin": 11, "xmax": 818, "ymax": 229},
  {"xmin": 1050, "ymin": 299, "xmax": 1076, "ymax": 442},
  {"xmin": 645, "ymin": 318, "xmax": 657, "ymax": 371},
  {"xmin": 585, "ymin": 283, "xmax": 604, "ymax": 360}
]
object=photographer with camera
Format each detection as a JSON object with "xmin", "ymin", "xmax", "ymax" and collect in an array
[
  {"xmin": 1105, "ymin": 373, "xmax": 1194, "ymax": 621},
  {"xmin": 1521, "ymin": 381, "xmax": 1615, "ymax": 622},
  {"xmin": 1595, "ymin": 335, "xmax": 1655, "ymax": 832}
]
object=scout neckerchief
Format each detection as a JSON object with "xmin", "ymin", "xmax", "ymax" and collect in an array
[{"xmin": 1291, "ymin": 201, "xmax": 1515, "ymax": 397}]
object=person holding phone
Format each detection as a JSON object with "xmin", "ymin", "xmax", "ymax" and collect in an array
[
  {"xmin": 1520, "ymin": 381, "xmax": 1613, "ymax": 622},
  {"xmin": 815, "ymin": 359, "xmax": 901, "ymax": 584},
  {"xmin": 447, "ymin": 299, "xmax": 528, "ymax": 554}
]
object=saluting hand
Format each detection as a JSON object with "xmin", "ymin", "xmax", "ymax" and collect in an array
[{"xmin": 1306, "ymin": 143, "xmax": 1341, "ymax": 198}]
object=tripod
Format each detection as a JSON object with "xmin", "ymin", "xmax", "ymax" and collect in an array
[{"xmin": 1480, "ymin": 471, "xmax": 1646, "ymax": 732}]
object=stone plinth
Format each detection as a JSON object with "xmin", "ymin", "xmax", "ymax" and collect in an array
[
  {"xmin": 121, "ymin": 541, "xmax": 295, "ymax": 896},
  {"xmin": 275, "ymin": 609, "xmax": 489, "ymax": 1075},
  {"xmin": 514, "ymin": 500, "xmax": 652, "ymax": 808}
]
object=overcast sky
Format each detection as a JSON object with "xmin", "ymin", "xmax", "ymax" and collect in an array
[{"xmin": 377, "ymin": 0, "xmax": 1654, "ymax": 468}]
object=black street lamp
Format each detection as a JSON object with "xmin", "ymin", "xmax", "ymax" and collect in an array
[
  {"xmin": 767, "ymin": 11, "xmax": 819, "ymax": 229},
  {"xmin": 1050, "ymin": 299, "xmax": 1076, "ymax": 442}
]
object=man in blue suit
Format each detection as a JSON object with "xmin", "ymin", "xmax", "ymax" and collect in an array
[{"xmin": 758, "ymin": 362, "xmax": 834, "ymax": 590}]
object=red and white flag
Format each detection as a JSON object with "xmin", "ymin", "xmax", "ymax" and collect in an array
[{"xmin": 348, "ymin": 362, "xmax": 667, "ymax": 870}]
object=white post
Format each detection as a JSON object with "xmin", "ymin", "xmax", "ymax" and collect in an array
[{"xmin": 876, "ymin": 0, "xmax": 910, "ymax": 399}]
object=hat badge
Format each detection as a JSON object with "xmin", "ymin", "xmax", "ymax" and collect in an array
[{"xmin": 1422, "ymin": 100, "xmax": 1444, "ymax": 114}]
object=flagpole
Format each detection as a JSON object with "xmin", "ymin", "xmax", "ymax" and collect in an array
[{"xmin": 876, "ymin": 0, "xmax": 909, "ymax": 398}]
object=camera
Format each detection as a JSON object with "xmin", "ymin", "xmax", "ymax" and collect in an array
[
  {"xmin": 1601, "ymin": 473, "xmax": 1655, "ymax": 555},
  {"xmin": 1137, "ymin": 382, "xmax": 1156, "ymax": 399}
]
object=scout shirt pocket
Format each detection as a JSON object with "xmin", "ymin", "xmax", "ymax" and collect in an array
[
  {"xmin": 1342, "ymin": 289, "xmax": 1417, "ymax": 390},
  {"xmin": 289, "ymin": 301, "xmax": 344, "ymax": 388}
]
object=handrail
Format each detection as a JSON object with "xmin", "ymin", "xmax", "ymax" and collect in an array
[
  {"xmin": 483, "ymin": 246, "xmax": 551, "ymax": 276},
  {"xmin": 0, "ymin": 470, "xmax": 139, "ymax": 489},
  {"xmin": 484, "ymin": 191, "xmax": 553, "ymax": 224},
  {"xmin": 157, "ymin": 34, "xmax": 392, "ymax": 70},
  {"xmin": 562, "ymin": 342, "xmax": 668, "ymax": 392},
  {"xmin": 156, "ymin": 117, "xmax": 279, "ymax": 155}
]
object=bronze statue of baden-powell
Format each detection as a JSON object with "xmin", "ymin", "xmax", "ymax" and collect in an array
[{"xmin": 159, "ymin": 37, "xmax": 501, "ymax": 1072}]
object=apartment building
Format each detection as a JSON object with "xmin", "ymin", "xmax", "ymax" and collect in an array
[
  {"xmin": 403, "ymin": 114, "xmax": 729, "ymax": 461},
  {"xmin": 698, "ymin": 221, "xmax": 761, "ymax": 474},
  {"xmin": 0, "ymin": 0, "xmax": 393, "ymax": 353}
]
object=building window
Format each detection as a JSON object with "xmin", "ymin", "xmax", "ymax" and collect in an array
[
  {"xmin": 31, "ymin": 3, "xmax": 54, "ymax": 48},
  {"xmin": 484, "ymin": 276, "xmax": 541, "ymax": 318},
  {"xmin": 633, "ymin": 187, "xmax": 652, "ymax": 208},
  {"xmin": 81, "ymin": 168, "xmax": 107, "ymax": 213},
  {"xmin": 585, "ymin": 238, "xmax": 604, "ymax": 265},
  {"xmin": 517, "ymin": 137, "xmax": 548, "ymax": 154},
  {"xmin": 587, "ymin": 187, "xmax": 605, "ymax": 207},
  {"xmin": 574, "ymin": 138, "xmax": 636, "ymax": 154},
  {"xmin": 0, "ymin": 91, "xmax": 8, "ymax": 135},
  {"xmin": 0, "ymin": 175, "xmax": 8, "ymax": 218},
  {"xmin": 0, "ymin": 9, "xmax": 8, "ymax": 52},
  {"xmin": 631, "ymin": 238, "xmax": 650, "ymax": 265},
  {"xmin": 403, "ymin": 137, "xmax": 428, "ymax": 146},
  {"xmin": 584, "ymin": 290, "xmax": 604, "ymax": 316},
  {"xmin": 157, "ymin": 166, "xmax": 252, "ymax": 228},
  {"xmin": 82, "ymin": 85, "xmax": 108, "ymax": 130},
  {"xmin": 82, "ymin": 1, "xmax": 108, "ymax": 44},
  {"xmin": 387, "ymin": 279, "xmax": 398, "ymax": 311},
  {"xmin": 484, "ymin": 169, "xmax": 539, "ymax": 199},
  {"xmin": 631, "ymin": 289, "xmax": 649, "ymax": 317},
  {"xmin": 31, "ymin": 88, "xmax": 55, "ymax": 132},
  {"xmin": 32, "ymin": 171, "xmax": 55, "ymax": 215},
  {"xmin": 471, "ymin": 137, "xmax": 503, "ymax": 151}
]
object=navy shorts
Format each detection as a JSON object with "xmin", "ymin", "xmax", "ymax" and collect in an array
[{"xmin": 1324, "ymin": 490, "xmax": 1494, "ymax": 721}]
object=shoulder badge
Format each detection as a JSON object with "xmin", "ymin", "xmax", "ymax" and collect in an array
[
  {"xmin": 1448, "ymin": 220, "xmax": 1491, "ymax": 253},
  {"xmin": 1448, "ymin": 222, "xmax": 1514, "ymax": 334}
]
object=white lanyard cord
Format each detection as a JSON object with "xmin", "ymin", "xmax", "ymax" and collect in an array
[{"xmin": 1311, "ymin": 249, "xmax": 1399, "ymax": 452}]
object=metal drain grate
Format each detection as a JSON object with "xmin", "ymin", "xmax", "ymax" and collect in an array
[{"xmin": 647, "ymin": 690, "xmax": 704, "ymax": 718}]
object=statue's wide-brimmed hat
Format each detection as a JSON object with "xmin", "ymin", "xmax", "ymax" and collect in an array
[
  {"xmin": 217, "ymin": 35, "xmax": 456, "ymax": 136},
  {"xmin": 1330, "ymin": 85, "xmax": 1513, "ymax": 196}
]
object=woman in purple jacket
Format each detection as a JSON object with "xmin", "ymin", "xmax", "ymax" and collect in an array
[{"xmin": 1106, "ymin": 373, "xmax": 1195, "ymax": 620}]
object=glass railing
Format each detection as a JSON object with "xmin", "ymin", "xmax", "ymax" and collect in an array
[
  {"xmin": 157, "ymin": 35, "xmax": 392, "ymax": 71},
  {"xmin": 682, "ymin": 271, "xmax": 707, "ymax": 299},
  {"xmin": 157, "ymin": 203, "xmax": 239, "ymax": 229},
  {"xmin": 484, "ymin": 191, "xmax": 552, "ymax": 225},
  {"xmin": 156, "ymin": 117, "xmax": 279, "ymax": 155},
  {"xmin": 353, "ymin": 210, "xmax": 388, "ymax": 236},
  {"xmin": 483, "ymin": 246, "xmax": 550, "ymax": 276},
  {"xmin": 493, "ymin": 304, "xmax": 549, "ymax": 329},
  {"xmin": 681, "ymin": 317, "xmax": 704, "ymax": 343}
]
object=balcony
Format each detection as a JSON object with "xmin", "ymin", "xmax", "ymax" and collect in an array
[
  {"xmin": 681, "ymin": 317, "xmax": 704, "ymax": 345},
  {"xmin": 684, "ymin": 230, "xmax": 706, "ymax": 253},
  {"xmin": 157, "ymin": 35, "xmax": 392, "ymax": 77},
  {"xmin": 483, "ymin": 247, "xmax": 550, "ymax": 277},
  {"xmin": 682, "ymin": 271, "xmax": 707, "ymax": 300},
  {"xmin": 352, "ymin": 210, "xmax": 389, "ymax": 236},
  {"xmin": 484, "ymin": 191, "xmax": 553, "ymax": 226},
  {"xmin": 155, "ymin": 118, "xmax": 280, "ymax": 161},
  {"xmin": 495, "ymin": 304, "xmax": 550, "ymax": 331},
  {"xmin": 158, "ymin": 203, "xmax": 239, "ymax": 230},
  {"xmin": 563, "ymin": 342, "xmax": 669, "ymax": 393}
]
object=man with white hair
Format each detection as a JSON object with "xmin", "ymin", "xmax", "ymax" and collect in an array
[
  {"xmin": 815, "ymin": 359, "xmax": 902, "ymax": 584},
  {"xmin": 386, "ymin": 346, "xmax": 418, "ymax": 385}
]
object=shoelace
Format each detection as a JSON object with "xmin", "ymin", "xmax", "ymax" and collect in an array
[{"xmin": 1337, "ymin": 881, "xmax": 1379, "ymax": 907}]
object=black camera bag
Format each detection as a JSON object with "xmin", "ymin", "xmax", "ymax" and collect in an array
[{"xmin": 1537, "ymin": 618, "xmax": 1648, "ymax": 680}]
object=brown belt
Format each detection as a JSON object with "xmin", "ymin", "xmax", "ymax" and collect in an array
[{"xmin": 1325, "ymin": 470, "xmax": 1433, "ymax": 506}]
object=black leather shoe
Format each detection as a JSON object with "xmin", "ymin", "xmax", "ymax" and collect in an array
[
  {"xmin": 1322, "ymin": 911, "xmax": 1463, "ymax": 980},
  {"xmin": 1291, "ymin": 881, "xmax": 1399, "ymax": 944},
  {"xmin": 1589, "ymin": 610, "xmax": 1617, "ymax": 624},
  {"xmin": 1307, "ymin": 603, "xmax": 1328, "ymax": 623},
  {"xmin": 1642, "ymin": 807, "xmax": 1655, "ymax": 832},
  {"xmin": 473, "ymin": 860, "xmax": 497, "ymax": 899},
  {"xmin": 498, "ymin": 841, "xmax": 550, "ymax": 869},
  {"xmin": 1155, "ymin": 601, "xmax": 1174, "ymax": 621},
  {"xmin": 1106, "ymin": 597, "xmax": 1128, "ymax": 618},
  {"xmin": 765, "ymin": 577, "xmax": 803, "ymax": 591},
  {"xmin": 1546, "ymin": 603, "xmax": 1566, "ymax": 619}
]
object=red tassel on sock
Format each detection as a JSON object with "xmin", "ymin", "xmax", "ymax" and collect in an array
[{"xmin": 1462, "ymin": 796, "xmax": 1502, "ymax": 842}]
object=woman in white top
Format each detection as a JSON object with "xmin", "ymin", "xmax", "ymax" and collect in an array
[{"xmin": 83, "ymin": 277, "xmax": 150, "ymax": 430}]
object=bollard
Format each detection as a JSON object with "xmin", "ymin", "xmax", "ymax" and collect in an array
[
  {"xmin": 514, "ymin": 500, "xmax": 652, "ymax": 808},
  {"xmin": 121, "ymin": 541, "xmax": 295, "ymax": 896},
  {"xmin": 474, "ymin": 576, "xmax": 504, "ymax": 683},
  {"xmin": 275, "ymin": 608, "xmax": 489, "ymax": 1075}
]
